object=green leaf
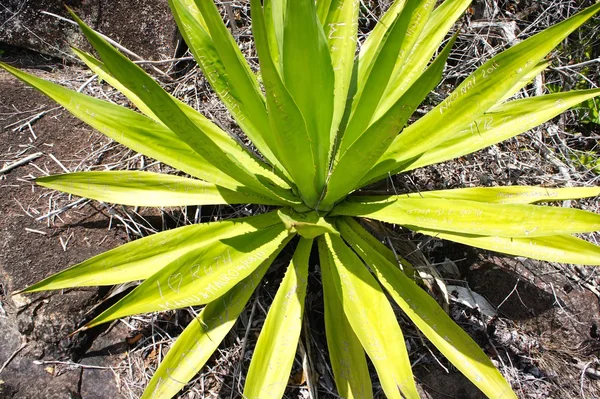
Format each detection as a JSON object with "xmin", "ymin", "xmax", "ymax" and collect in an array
[
  {"xmin": 322, "ymin": 35, "xmax": 456, "ymax": 208},
  {"xmin": 493, "ymin": 60, "xmax": 550, "ymax": 106},
  {"xmin": 370, "ymin": 2, "xmax": 600, "ymax": 179},
  {"xmin": 141, "ymin": 243, "xmax": 284, "ymax": 399},
  {"xmin": 376, "ymin": 0, "xmax": 472, "ymax": 118},
  {"xmin": 416, "ymin": 228, "xmax": 600, "ymax": 266},
  {"xmin": 320, "ymin": 234, "xmax": 419, "ymax": 399},
  {"xmin": 244, "ymin": 238, "xmax": 312, "ymax": 399},
  {"xmin": 320, "ymin": 0, "xmax": 360, "ymax": 144},
  {"xmin": 356, "ymin": 0, "xmax": 406, "ymax": 85},
  {"xmin": 73, "ymin": 48, "xmax": 292, "ymax": 191},
  {"xmin": 332, "ymin": 196, "xmax": 600, "ymax": 237},
  {"xmin": 277, "ymin": 208, "xmax": 338, "ymax": 239},
  {"xmin": 169, "ymin": 0, "xmax": 285, "ymax": 172},
  {"xmin": 85, "ymin": 224, "xmax": 291, "ymax": 327},
  {"xmin": 341, "ymin": 0, "xmax": 435, "ymax": 153},
  {"xmin": 337, "ymin": 217, "xmax": 517, "ymax": 399},
  {"xmin": 37, "ymin": 171, "xmax": 282, "ymax": 207},
  {"xmin": 251, "ymin": 0, "xmax": 320, "ymax": 207},
  {"xmin": 69, "ymin": 10, "xmax": 298, "ymax": 206},
  {"xmin": 402, "ymin": 185, "xmax": 600, "ymax": 204},
  {"xmin": 283, "ymin": 0, "xmax": 335, "ymax": 193},
  {"xmin": 318, "ymin": 238, "xmax": 373, "ymax": 399},
  {"xmin": 20, "ymin": 212, "xmax": 282, "ymax": 292},
  {"xmin": 0, "ymin": 61, "xmax": 238, "ymax": 191},
  {"xmin": 397, "ymin": 89, "xmax": 600, "ymax": 174}
]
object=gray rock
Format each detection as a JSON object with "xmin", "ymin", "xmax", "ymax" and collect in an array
[{"xmin": 0, "ymin": 0, "xmax": 178, "ymax": 62}]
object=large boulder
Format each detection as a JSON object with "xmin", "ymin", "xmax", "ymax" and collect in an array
[{"xmin": 0, "ymin": 0, "xmax": 178, "ymax": 61}]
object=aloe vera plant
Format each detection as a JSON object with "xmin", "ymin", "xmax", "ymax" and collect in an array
[{"xmin": 4, "ymin": 0, "xmax": 600, "ymax": 398}]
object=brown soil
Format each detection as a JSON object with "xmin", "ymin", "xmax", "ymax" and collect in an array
[{"xmin": 0, "ymin": 60, "xmax": 129, "ymax": 398}]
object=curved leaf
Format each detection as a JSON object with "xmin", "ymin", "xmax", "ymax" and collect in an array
[
  {"xmin": 0, "ymin": 61, "xmax": 238, "ymax": 190},
  {"xmin": 369, "ymin": 2, "xmax": 600, "ymax": 179},
  {"xmin": 322, "ymin": 35, "xmax": 456, "ymax": 208},
  {"xmin": 244, "ymin": 238, "xmax": 312, "ymax": 399},
  {"xmin": 85, "ymin": 224, "xmax": 290, "ymax": 327},
  {"xmin": 338, "ymin": 217, "xmax": 517, "ymax": 399},
  {"xmin": 416, "ymin": 229, "xmax": 600, "ymax": 266},
  {"xmin": 74, "ymin": 48, "xmax": 291, "ymax": 191},
  {"xmin": 21, "ymin": 212, "xmax": 282, "ymax": 292},
  {"xmin": 398, "ymin": 89, "xmax": 600, "ymax": 174},
  {"xmin": 377, "ymin": 0, "xmax": 472, "ymax": 118},
  {"xmin": 318, "ymin": 237, "xmax": 372, "ymax": 399},
  {"xmin": 332, "ymin": 196, "xmax": 600, "ymax": 237},
  {"xmin": 69, "ymin": 10, "xmax": 298, "ymax": 205},
  {"xmin": 37, "ymin": 171, "xmax": 282, "ymax": 207},
  {"xmin": 141, "ymin": 242, "xmax": 286, "ymax": 399},
  {"xmin": 283, "ymin": 0, "xmax": 335, "ymax": 193},
  {"xmin": 401, "ymin": 185, "xmax": 600, "ymax": 204},
  {"xmin": 321, "ymin": 234, "xmax": 419, "ymax": 399},
  {"xmin": 341, "ymin": 0, "xmax": 434, "ymax": 153},
  {"xmin": 169, "ymin": 0, "xmax": 285, "ymax": 172}
]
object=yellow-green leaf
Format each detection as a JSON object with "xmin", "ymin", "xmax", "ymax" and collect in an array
[
  {"xmin": 37, "ymin": 171, "xmax": 281, "ymax": 207},
  {"xmin": 320, "ymin": 234, "xmax": 419, "ymax": 399},
  {"xmin": 283, "ymin": 0, "xmax": 335, "ymax": 194},
  {"xmin": 332, "ymin": 196, "xmax": 600, "ymax": 237},
  {"xmin": 401, "ymin": 185, "xmax": 600, "ymax": 204},
  {"xmin": 338, "ymin": 217, "xmax": 517, "ymax": 399},
  {"xmin": 251, "ymin": 0, "xmax": 321, "ymax": 207},
  {"xmin": 377, "ymin": 0, "xmax": 472, "ymax": 118},
  {"xmin": 69, "ymin": 10, "xmax": 297, "ymax": 205},
  {"xmin": 74, "ymin": 48, "xmax": 292, "ymax": 191},
  {"xmin": 318, "ymin": 237, "xmax": 373, "ymax": 399},
  {"xmin": 141, "ymin": 245, "xmax": 284, "ymax": 399},
  {"xmin": 0, "ymin": 61, "xmax": 238, "ymax": 190},
  {"xmin": 369, "ymin": 2, "xmax": 600, "ymax": 180},
  {"xmin": 85, "ymin": 224, "xmax": 291, "ymax": 327},
  {"xmin": 397, "ymin": 89, "xmax": 600, "ymax": 174},
  {"xmin": 20, "ymin": 212, "xmax": 282, "ymax": 292},
  {"xmin": 416, "ymin": 229, "xmax": 600, "ymax": 266},
  {"xmin": 244, "ymin": 238, "xmax": 312, "ymax": 399}
]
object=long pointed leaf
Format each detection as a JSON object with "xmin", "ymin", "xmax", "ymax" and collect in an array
[
  {"xmin": 400, "ymin": 89, "xmax": 600, "ymax": 173},
  {"xmin": 74, "ymin": 48, "xmax": 291, "ymax": 191},
  {"xmin": 318, "ymin": 238, "xmax": 373, "ymax": 399},
  {"xmin": 0, "ymin": 61, "xmax": 239, "ymax": 190},
  {"xmin": 169, "ymin": 0, "xmax": 284, "ymax": 172},
  {"xmin": 338, "ymin": 217, "xmax": 517, "ymax": 399},
  {"xmin": 321, "ymin": 0, "xmax": 360, "ymax": 144},
  {"xmin": 37, "ymin": 171, "xmax": 281, "ymax": 207},
  {"xmin": 244, "ymin": 238, "xmax": 312, "ymax": 399},
  {"xmin": 21, "ymin": 212, "xmax": 282, "ymax": 292},
  {"xmin": 415, "ymin": 228, "xmax": 600, "ymax": 265},
  {"xmin": 377, "ymin": 0, "xmax": 472, "ymax": 118},
  {"xmin": 86, "ymin": 224, "xmax": 290, "ymax": 327},
  {"xmin": 371, "ymin": 3, "xmax": 600, "ymax": 179},
  {"xmin": 402, "ymin": 186, "xmax": 600, "ymax": 204},
  {"xmin": 321, "ymin": 234, "xmax": 419, "ymax": 399},
  {"xmin": 332, "ymin": 196, "xmax": 600, "ymax": 237},
  {"xmin": 341, "ymin": 0, "xmax": 434, "ymax": 153},
  {"xmin": 251, "ymin": 0, "xmax": 320, "ymax": 207},
  {"xmin": 322, "ymin": 35, "xmax": 455, "ymax": 208},
  {"xmin": 141, "ymin": 243, "xmax": 284, "ymax": 399},
  {"xmin": 69, "ymin": 10, "xmax": 298, "ymax": 205},
  {"xmin": 283, "ymin": 0, "xmax": 335, "ymax": 193}
]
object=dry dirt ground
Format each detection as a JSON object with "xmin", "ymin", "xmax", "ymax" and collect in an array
[{"xmin": 1, "ymin": 1, "xmax": 600, "ymax": 398}]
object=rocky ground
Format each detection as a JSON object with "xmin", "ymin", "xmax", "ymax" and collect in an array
[{"xmin": 1, "ymin": 0, "xmax": 600, "ymax": 398}]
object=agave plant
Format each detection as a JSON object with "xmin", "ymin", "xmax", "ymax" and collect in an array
[{"xmin": 4, "ymin": 0, "xmax": 600, "ymax": 397}]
